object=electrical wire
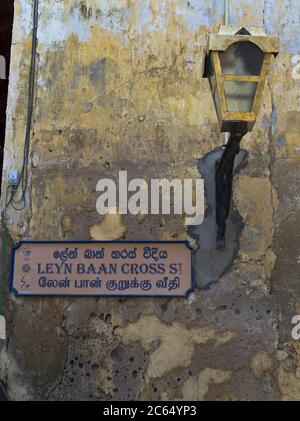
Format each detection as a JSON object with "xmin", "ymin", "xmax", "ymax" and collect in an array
[
  {"xmin": 0, "ymin": 188, "xmax": 10, "ymax": 316},
  {"xmin": 7, "ymin": 0, "xmax": 39, "ymax": 211},
  {"xmin": 0, "ymin": 0, "xmax": 39, "ymax": 316},
  {"xmin": 0, "ymin": 212, "xmax": 7, "ymax": 315}
]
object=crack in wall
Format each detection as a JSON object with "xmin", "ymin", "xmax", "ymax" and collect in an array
[
  {"xmin": 45, "ymin": 303, "xmax": 72, "ymax": 400},
  {"xmin": 266, "ymin": 68, "xmax": 280, "ymax": 350}
]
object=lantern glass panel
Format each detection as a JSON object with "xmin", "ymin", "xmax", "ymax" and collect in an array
[
  {"xmin": 208, "ymin": 53, "xmax": 221, "ymax": 119},
  {"xmin": 224, "ymin": 80, "xmax": 258, "ymax": 112},
  {"xmin": 219, "ymin": 42, "xmax": 264, "ymax": 76}
]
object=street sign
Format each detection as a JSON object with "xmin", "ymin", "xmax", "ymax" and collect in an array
[{"xmin": 10, "ymin": 241, "xmax": 194, "ymax": 297}]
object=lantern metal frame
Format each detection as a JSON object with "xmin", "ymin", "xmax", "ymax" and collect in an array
[
  {"xmin": 204, "ymin": 26, "xmax": 279, "ymax": 132},
  {"xmin": 203, "ymin": 26, "xmax": 279, "ymax": 250}
]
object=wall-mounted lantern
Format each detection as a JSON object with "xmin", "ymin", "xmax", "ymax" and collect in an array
[{"xmin": 204, "ymin": 26, "xmax": 279, "ymax": 250}]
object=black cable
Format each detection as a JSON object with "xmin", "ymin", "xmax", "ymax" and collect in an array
[{"xmin": 9, "ymin": 0, "xmax": 39, "ymax": 211}]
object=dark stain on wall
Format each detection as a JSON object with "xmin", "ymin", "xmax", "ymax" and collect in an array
[{"xmin": 190, "ymin": 147, "xmax": 247, "ymax": 289}]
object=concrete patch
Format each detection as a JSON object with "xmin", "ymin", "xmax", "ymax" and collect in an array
[{"xmin": 89, "ymin": 213, "xmax": 127, "ymax": 240}]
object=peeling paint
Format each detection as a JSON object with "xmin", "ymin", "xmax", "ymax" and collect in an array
[
  {"xmin": 117, "ymin": 315, "xmax": 235, "ymax": 379},
  {"xmin": 1, "ymin": 0, "xmax": 299, "ymax": 401}
]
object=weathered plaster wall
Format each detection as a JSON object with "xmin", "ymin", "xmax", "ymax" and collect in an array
[{"xmin": 0, "ymin": 0, "xmax": 300, "ymax": 400}]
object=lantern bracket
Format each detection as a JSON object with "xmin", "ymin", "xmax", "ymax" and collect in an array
[{"xmin": 215, "ymin": 127, "xmax": 247, "ymax": 250}]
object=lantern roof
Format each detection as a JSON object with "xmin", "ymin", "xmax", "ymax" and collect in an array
[{"xmin": 207, "ymin": 26, "xmax": 279, "ymax": 55}]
